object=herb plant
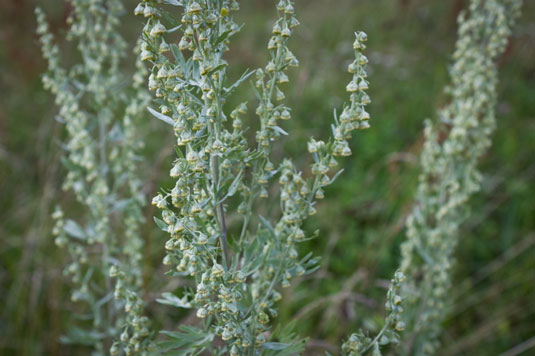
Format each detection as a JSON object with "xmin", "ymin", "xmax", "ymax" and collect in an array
[
  {"xmin": 398, "ymin": 0, "xmax": 523, "ymax": 354},
  {"xmin": 136, "ymin": 0, "xmax": 404, "ymax": 355},
  {"xmin": 36, "ymin": 1, "xmax": 153, "ymax": 354}
]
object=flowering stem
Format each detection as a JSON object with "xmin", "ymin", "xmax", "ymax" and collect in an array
[
  {"xmin": 98, "ymin": 112, "xmax": 114, "ymax": 336},
  {"xmin": 219, "ymin": 202, "xmax": 230, "ymax": 268},
  {"xmin": 209, "ymin": 72, "xmax": 231, "ymax": 269}
]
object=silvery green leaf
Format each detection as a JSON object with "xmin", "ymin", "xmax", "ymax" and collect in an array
[
  {"xmin": 60, "ymin": 327, "xmax": 107, "ymax": 345},
  {"xmin": 170, "ymin": 44, "xmax": 186, "ymax": 68},
  {"xmin": 163, "ymin": 0, "xmax": 182, "ymax": 5},
  {"xmin": 148, "ymin": 106, "xmax": 174, "ymax": 126},
  {"xmin": 154, "ymin": 217, "xmax": 168, "ymax": 232},
  {"xmin": 331, "ymin": 123, "xmax": 337, "ymax": 136},
  {"xmin": 94, "ymin": 292, "xmax": 113, "ymax": 310},
  {"xmin": 216, "ymin": 171, "xmax": 243, "ymax": 204},
  {"xmin": 166, "ymin": 25, "xmax": 181, "ymax": 33},
  {"xmin": 272, "ymin": 126, "xmax": 288, "ymax": 136},
  {"xmin": 261, "ymin": 340, "xmax": 306, "ymax": 356},
  {"xmin": 224, "ymin": 69, "xmax": 254, "ymax": 95},
  {"xmin": 64, "ymin": 219, "xmax": 86, "ymax": 240},
  {"xmin": 262, "ymin": 342, "xmax": 291, "ymax": 350},
  {"xmin": 156, "ymin": 292, "xmax": 192, "ymax": 309},
  {"xmin": 174, "ymin": 146, "xmax": 185, "ymax": 159},
  {"xmin": 205, "ymin": 63, "xmax": 227, "ymax": 77},
  {"xmin": 249, "ymin": 81, "xmax": 262, "ymax": 100},
  {"xmin": 191, "ymin": 60, "xmax": 200, "ymax": 81},
  {"xmin": 159, "ymin": 326, "xmax": 214, "ymax": 354},
  {"xmin": 328, "ymin": 168, "xmax": 345, "ymax": 185},
  {"xmin": 213, "ymin": 28, "xmax": 233, "ymax": 47},
  {"xmin": 160, "ymin": 9, "xmax": 182, "ymax": 27},
  {"xmin": 259, "ymin": 215, "xmax": 277, "ymax": 238}
]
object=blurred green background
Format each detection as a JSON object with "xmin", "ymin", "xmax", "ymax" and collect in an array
[{"xmin": 1, "ymin": 0, "xmax": 534, "ymax": 355}]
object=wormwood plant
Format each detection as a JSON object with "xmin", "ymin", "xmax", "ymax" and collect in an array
[
  {"xmin": 137, "ymin": 0, "xmax": 404, "ymax": 355},
  {"xmin": 36, "ymin": 1, "xmax": 154, "ymax": 354},
  {"xmin": 398, "ymin": 0, "xmax": 523, "ymax": 354}
]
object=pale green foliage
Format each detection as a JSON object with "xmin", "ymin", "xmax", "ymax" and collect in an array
[
  {"xmin": 398, "ymin": 0, "xmax": 523, "ymax": 354},
  {"xmin": 137, "ymin": 0, "xmax": 388, "ymax": 355},
  {"xmin": 36, "ymin": 1, "xmax": 153, "ymax": 354},
  {"xmin": 38, "ymin": 0, "xmax": 526, "ymax": 355}
]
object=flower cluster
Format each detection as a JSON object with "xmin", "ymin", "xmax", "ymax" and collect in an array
[
  {"xmin": 138, "ymin": 0, "xmax": 378, "ymax": 354},
  {"xmin": 138, "ymin": 0, "xmax": 259, "ymax": 352},
  {"xmin": 253, "ymin": 0, "xmax": 299, "ymax": 158},
  {"xmin": 243, "ymin": 33, "xmax": 374, "ymax": 340},
  {"xmin": 342, "ymin": 271, "xmax": 406, "ymax": 356},
  {"xmin": 398, "ymin": 0, "xmax": 523, "ymax": 354},
  {"xmin": 109, "ymin": 262, "xmax": 153, "ymax": 356},
  {"xmin": 37, "ymin": 1, "xmax": 153, "ymax": 354}
]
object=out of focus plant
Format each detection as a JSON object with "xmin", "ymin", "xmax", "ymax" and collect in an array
[
  {"xmin": 341, "ymin": 271, "xmax": 406, "ymax": 356},
  {"xmin": 398, "ymin": 0, "xmax": 523, "ymax": 354},
  {"xmin": 137, "ymin": 0, "xmax": 403, "ymax": 355},
  {"xmin": 36, "ymin": 0, "xmax": 154, "ymax": 354}
]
